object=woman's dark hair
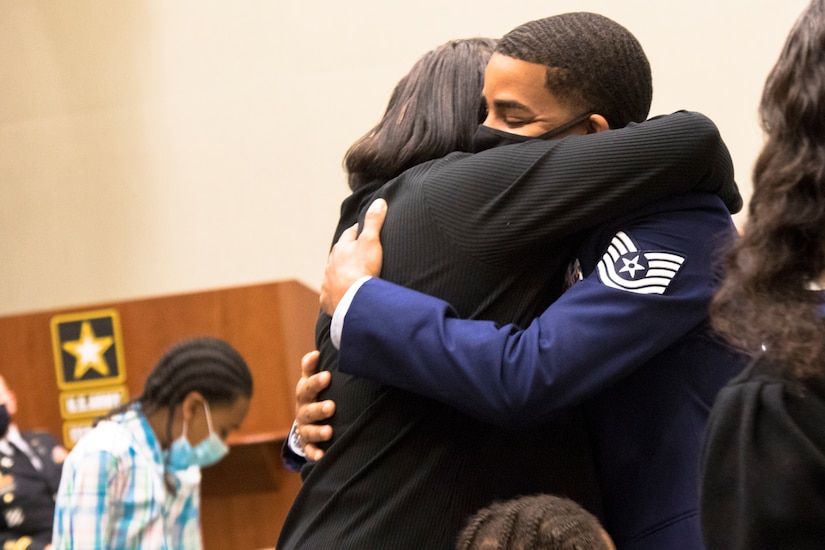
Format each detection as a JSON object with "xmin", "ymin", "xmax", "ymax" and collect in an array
[
  {"xmin": 456, "ymin": 494, "xmax": 611, "ymax": 550},
  {"xmin": 496, "ymin": 12, "xmax": 652, "ymax": 129},
  {"xmin": 710, "ymin": 0, "xmax": 825, "ymax": 377},
  {"xmin": 344, "ymin": 37, "xmax": 497, "ymax": 191}
]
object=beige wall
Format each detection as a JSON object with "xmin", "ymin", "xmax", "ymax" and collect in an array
[{"xmin": 0, "ymin": 0, "xmax": 810, "ymax": 316}]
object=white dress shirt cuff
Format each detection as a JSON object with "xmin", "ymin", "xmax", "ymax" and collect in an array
[
  {"xmin": 287, "ymin": 421, "xmax": 307, "ymax": 458},
  {"xmin": 330, "ymin": 276, "xmax": 373, "ymax": 350}
]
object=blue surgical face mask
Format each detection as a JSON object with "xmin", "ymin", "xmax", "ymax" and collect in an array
[
  {"xmin": 472, "ymin": 111, "xmax": 594, "ymax": 153},
  {"xmin": 167, "ymin": 400, "xmax": 229, "ymax": 470}
]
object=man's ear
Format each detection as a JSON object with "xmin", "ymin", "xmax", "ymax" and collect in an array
[
  {"xmin": 587, "ymin": 114, "xmax": 610, "ymax": 134},
  {"xmin": 181, "ymin": 391, "xmax": 205, "ymax": 421}
]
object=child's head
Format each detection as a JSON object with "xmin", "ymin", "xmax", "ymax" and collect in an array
[
  {"xmin": 457, "ymin": 494, "xmax": 614, "ymax": 550},
  {"xmin": 140, "ymin": 336, "xmax": 253, "ymax": 463}
]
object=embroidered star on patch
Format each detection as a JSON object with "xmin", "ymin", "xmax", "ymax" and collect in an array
[{"xmin": 596, "ymin": 231, "xmax": 685, "ymax": 295}]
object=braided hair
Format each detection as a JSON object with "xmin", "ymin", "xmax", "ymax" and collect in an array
[
  {"xmin": 99, "ymin": 336, "xmax": 253, "ymax": 423},
  {"xmin": 456, "ymin": 494, "xmax": 611, "ymax": 550},
  {"xmin": 137, "ymin": 337, "xmax": 253, "ymax": 441},
  {"xmin": 496, "ymin": 12, "xmax": 652, "ymax": 129}
]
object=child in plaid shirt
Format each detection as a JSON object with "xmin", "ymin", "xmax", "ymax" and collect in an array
[{"xmin": 52, "ymin": 337, "xmax": 253, "ymax": 550}]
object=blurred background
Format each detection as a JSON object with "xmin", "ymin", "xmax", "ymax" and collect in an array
[{"xmin": 0, "ymin": 0, "xmax": 808, "ymax": 316}]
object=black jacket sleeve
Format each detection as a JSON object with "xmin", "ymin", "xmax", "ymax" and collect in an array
[
  {"xmin": 420, "ymin": 110, "xmax": 740, "ymax": 267},
  {"xmin": 700, "ymin": 359, "xmax": 825, "ymax": 550}
]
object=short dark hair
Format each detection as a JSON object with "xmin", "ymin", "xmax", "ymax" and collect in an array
[
  {"xmin": 456, "ymin": 494, "xmax": 611, "ymax": 550},
  {"xmin": 496, "ymin": 12, "xmax": 652, "ymax": 128},
  {"xmin": 344, "ymin": 37, "xmax": 497, "ymax": 191}
]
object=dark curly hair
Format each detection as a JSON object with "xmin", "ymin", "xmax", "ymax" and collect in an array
[
  {"xmin": 495, "ymin": 12, "xmax": 652, "ymax": 129},
  {"xmin": 456, "ymin": 494, "xmax": 612, "ymax": 550},
  {"xmin": 710, "ymin": 0, "xmax": 825, "ymax": 377}
]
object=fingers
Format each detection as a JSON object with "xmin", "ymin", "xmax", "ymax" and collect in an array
[
  {"xmin": 319, "ymin": 199, "xmax": 388, "ymax": 315},
  {"xmin": 296, "ymin": 400, "xmax": 335, "ymax": 461},
  {"xmin": 356, "ymin": 199, "xmax": 386, "ymax": 277},
  {"xmin": 298, "ymin": 420, "xmax": 333, "ymax": 462},
  {"xmin": 294, "ymin": 201, "xmax": 388, "ymax": 460},
  {"xmin": 295, "ymin": 399, "xmax": 335, "ymax": 430},
  {"xmin": 303, "ymin": 443, "xmax": 327, "ymax": 461},
  {"xmin": 301, "ymin": 350, "xmax": 320, "ymax": 377},
  {"xmin": 292, "ymin": 349, "xmax": 335, "ymax": 461},
  {"xmin": 319, "ymin": 257, "xmax": 339, "ymax": 315},
  {"xmin": 360, "ymin": 198, "xmax": 387, "ymax": 241},
  {"xmin": 337, "ymin": 222, "xmax": 359, "ymax": 245},
  {"xmin": 331, "ymin": 199, "xmax": 385, "ymax": 246},
  {"xmin": 319, "ymin": 225, "xmax": 357, "ymax": 314},
  {"xmin": 296, "ymin": 351, "xmax": 328, "ymax": 407},
  {"xmin": 296, "ymin": 370, "xmax": 331, "ymax": 405}
]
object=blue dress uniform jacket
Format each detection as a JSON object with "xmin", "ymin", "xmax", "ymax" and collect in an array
[
  {"xmin": 0, "ymin": 431, "xmax": 63, "ymax": 550},
  {"xmin": 337, "ymin": 193, "xmax": 746, "ymax": 550}
]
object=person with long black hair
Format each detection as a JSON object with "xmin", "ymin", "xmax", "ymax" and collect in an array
[{"xmin": 701, "ymin": 1, "xmax": 825, "ymax": 547}]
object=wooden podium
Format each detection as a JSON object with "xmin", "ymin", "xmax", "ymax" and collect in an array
[{"xmin": 0, "ymin": 279, "xmax": 318, "ymax": 549}]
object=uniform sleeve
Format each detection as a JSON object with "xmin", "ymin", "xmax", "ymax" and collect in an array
[
  {"xmin": 52, "ymin": 450, "xmax": 117, "ymax": 550},
  {"xmin": 419, "ymin": 111, "xmax": 740, "ymax": 268},
  {"xmin": 700, "ymin": 372, "xmax": 825, "ymax": 550},
  {"xmin": 338, "ymin": 196, "xmax": 732, "ymax": 427}
]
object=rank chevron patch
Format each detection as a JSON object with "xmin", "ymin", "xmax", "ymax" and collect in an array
[{"xmin": 596, "ymin": 231, "xmax": 685, "ymax": 295}]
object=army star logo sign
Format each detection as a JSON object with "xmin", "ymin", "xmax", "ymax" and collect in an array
[
  {"xmin": 63, "ymin": 320, "xmax": 113, "ymax": 378},
  {"xmin": 596, "ymin": 231, "xmax": 685, "ymax": 295},
  {"xmin": 51, "ymin": 309, "xmax": 126, "ymax": 389}
]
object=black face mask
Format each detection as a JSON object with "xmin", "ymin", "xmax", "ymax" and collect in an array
[
  {"xmin": 472, "ymin": 111, "xmax": 594, "ymax": 153},
  {"xmin": 0, "ymin": 404, "xmax": 9, "ymax": 439}
]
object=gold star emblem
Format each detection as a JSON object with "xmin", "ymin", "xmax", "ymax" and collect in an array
[{"xmin": 62, "ymin": 321, "xmax": 113, "ymax": 379}]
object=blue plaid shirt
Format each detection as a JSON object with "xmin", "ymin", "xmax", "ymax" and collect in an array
[{"xmin": 52, "ymin": 406, "xmax": 202, "ymax": 549}]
